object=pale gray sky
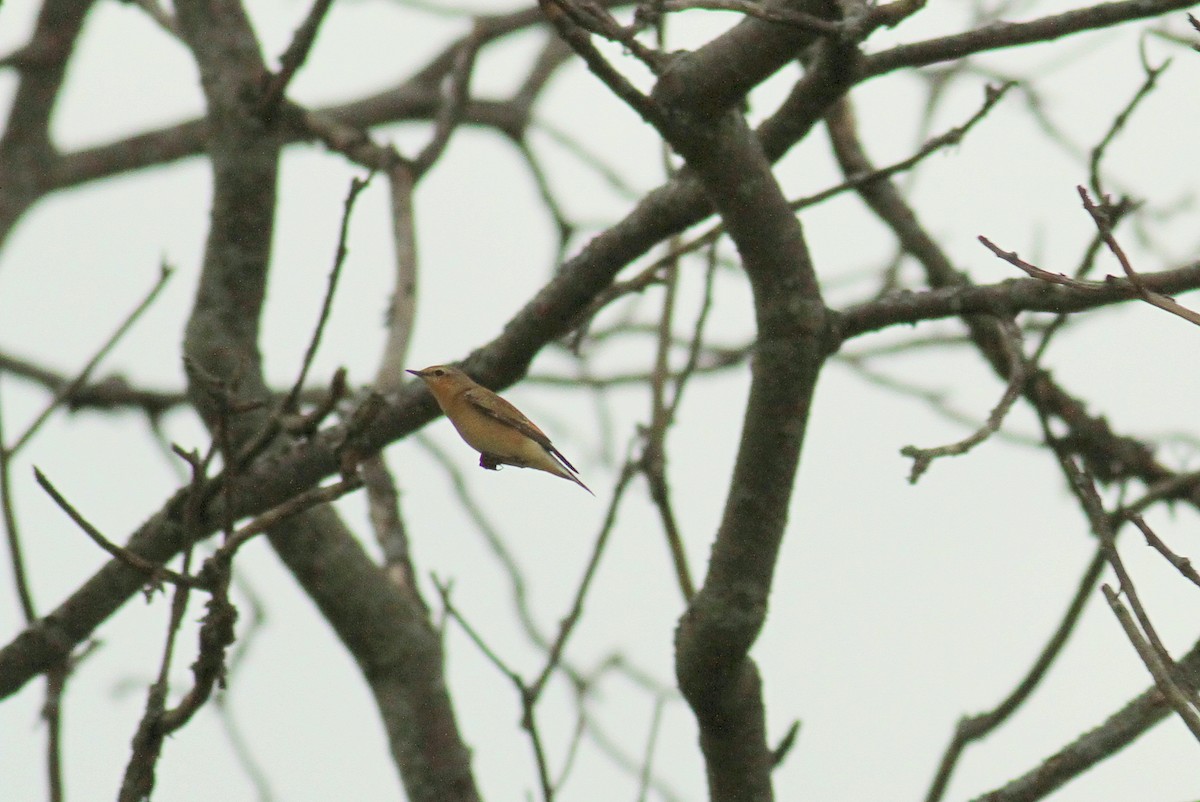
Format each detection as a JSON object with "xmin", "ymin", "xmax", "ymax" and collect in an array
[{"xmin": 2, "ymin": 1, "xmax": 1200, "ymax": 800}]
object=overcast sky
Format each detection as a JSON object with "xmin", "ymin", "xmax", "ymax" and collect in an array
[{"xmin": 3, "ymin": 1, "xmax": 1200, "ymax": 800}]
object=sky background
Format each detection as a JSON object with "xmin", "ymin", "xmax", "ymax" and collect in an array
[{"xmin": 3, "ymin": 1, "xmax": 1200, "ymax": 800}]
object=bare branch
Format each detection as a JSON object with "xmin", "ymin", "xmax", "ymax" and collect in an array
[
  {"xmin": 1127, "ymin": 513, "xmax": 1200, "ymax": 588},
  {"xmin": 538, "ymin": 0, "xmax": 663, "ymax": 124},
  {"xmin": 1089, "ymin": 50, "xmax": 1169, "ymax": 197},
  {"xmin": 924, "ymin": 549, "xmax": 1105, "ymax": 802},
  {"xmin": 843, "ymin": 254, "xmax": 1200, "ymax": 338},
  {"xmin": 283, "ymin": 174, "xmax": 372, "ymax": 414},
  {"xmin": 901, "ymin": 318, "xmax": 1027, "ymax": 482},
  {"xmin": 972, "ymin": 634, "xmax": 1200, "ymax": 801},
  {"xmin": 1079, "ymin": 186, "xmax": 1200, "ymax": 326},
  {"xmin": 412, "ymin": 33, "xmax": 481, "ymax": 176},
  {"xmin": 34, "ymin": 467, "xmax": 197, "ymax": 590},
  {"xmin": 530, "ymin": 459, "xmax": 638, "ymax": 698},
  {"xmin": 1102, "ymin": 584, "xmax": 1200, "ymax": 741},
  {"xmin": 10, "ymin": 264, "xmax": 173, "ymax": 455},
  {"xmin": 0, "ymin": 382, "xmax": 34, "ymax": 622},
  {"xmin": 372, "ymin": 163, "xmax": 419, "ymax": 394},
  {"xmin": 863, "ymin": 0, "xmax": 1198, "ymax": 79},
  {"xmin": 260, "ymin": 0, "xmax": 337, "ymax": 115},
  {"xmin": 652, "ymin": 0, "xmax": 840, "ymax": 32}
]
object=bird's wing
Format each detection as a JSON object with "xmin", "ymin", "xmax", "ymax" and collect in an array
[{"xmin": 463, "ymin": 387, "xmax": 580, "ymax": 473}]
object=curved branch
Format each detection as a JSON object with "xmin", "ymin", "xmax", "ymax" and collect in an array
[
  {"xmin": 643, "ymin": 5, "xmax": 837, "ymax": 798},
  {"xmin": 45, "ymin": 6, "xmax": 578, "ymax": 193}
]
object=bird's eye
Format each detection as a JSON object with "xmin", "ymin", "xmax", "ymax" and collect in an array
[{"xmin": 434, "ymin": 369, "xmax": 445, "ymax": 376}]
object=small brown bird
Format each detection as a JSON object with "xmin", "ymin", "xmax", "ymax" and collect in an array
[{"xmin": 408, "ymin": 365, "xmax": 593, "ymax": 495}]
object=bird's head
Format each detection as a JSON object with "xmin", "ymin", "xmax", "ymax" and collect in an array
[{"xmin": 407, "ymin": 365, "xmax": 473, "ymax": 394}]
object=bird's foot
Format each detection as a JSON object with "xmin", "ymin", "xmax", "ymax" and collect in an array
[{"xmin": 479, "ymin": 453, "xmax": 503, "ymax": 471}]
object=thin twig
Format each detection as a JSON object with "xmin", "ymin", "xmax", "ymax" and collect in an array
[
  {"xmin": 433, "ymin": 576, "xmax": 522, "ymax": 683},
  {"xmin": 1102, "ymin": 584, "xmax": 1200, "ymax": 741},
  {"xmin": 514, "ymin": 138, "xmax": 577, "ymax": 260},
  {"xmin": 639, "ymin": 82, "xmax": 1015, "ymax": 281},
  {"xmin": 43, "ymin": 663, "xmax": 66, "ymax": 802},
  {"xmin": 227, "ymin": 175, "xmax": 370, "ymax": 481},
  {"xmin": 1089, "ymin": 50, "xmax": 1169, "ymax": 198},
  {"xmin": 34, "ymin": 468, "xmax": 197, "ymax": 589},
  {"xmin": 1079, "ymin": 185, "xmax": 1200, "ymax": 327},
  {"xmin": 530, "ymin": 460, "xmax": 638, "ymax": 699},
  {"xmin": 284, "ymin": 174, "xmax": 372, "ymax": 413},
  {"xmin": 417, "ymin": 433, "xmax": 547, "ymax": 647},
  {"xmin": 552, "ymin": 0, "xmax": 667, "ymax": 72},
  {"xmin": 119, "ymin": 540, "xmax": 197, "ymax": 801},
  {"xmin": 642, "ymin": 232, "xmax": 695, "ymax": 602},
  {"xmin": 433, "ymin": 577, "xmax": 555, "ymax": 801},
  {"xmin": 1039, "ymin": 414, "xmax": 1200, "ymax": 742},
  {"xmin": 530, "ymin": 120, "xmax": 642, "ymax": 199},
  {"xmin": 0, "ymin": 350, "xmax": 184, "ymax": 415},
  {"xmin": 431, "ymin": 460, "xmax": 636, "ymax": 800},
  {"xmin": 260, "ymin": 0, "xmax": 337, "ymax": 115},
  {"xmin": 0, "ymin": 379, "xmax": 34, "ymax": 621},
  {"xmin": 552, "ymin": 694, "xmax": 589, "ymax": 791},
  {"xmin": 900, "ymin": 318, "xmax": 1026, "ymax": 482},
  {"xmin": 668, "ymin": 243, "xmax": 721, "ymax": 415},
  {"xmin": 799, "ymin": 81, "xmax": 1014, "ymax": 210},
  {"xmin": 1126, "ymin": 513, "xmax": 1200, "ymax": 588},
  {"xmin": 11, "ymin": 263, "xmax": 172, "ymax": 454},
  {"xmin": 982, "ymin": 200, "xmax": 1200, "ymax": 329},
  {"xmin": 1064, "ymin": 456, "xmax": 1175, "ymax": 670},
  {"xmin": 206, "ymin": 475, "xmax": 364, "ymax": 562},
  {"xmin": 770, "ymin": 719, "xmax": 801, "ymax": 768},
  {"xmin": 838, "ymin": 354, "xmax": 1042, "ymax": 447},
  {"xmin": 924, "ymin": 548, "xmax": 1105, "ymax": 802},
  {"xmin": 413, "ymin": 33, "xmax": 480, "ymax": 176},
  {"xmin": 1115, "ymin": 469, "xmax": 1200, "ymax": 516},
  {"xmin": 634, "ymin": 694, "xmax": 668, "ymax": 802},
  {"xmin": 537, "ymin": 0, "xmax": 663, "ymax": 125}
]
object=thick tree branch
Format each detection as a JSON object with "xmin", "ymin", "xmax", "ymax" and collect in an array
[
  {"xmin": 172, "ymin": 3, "xmax": 480, "ymax": 800},
  {"xmin": 0, "ymin": 0, "xmax": 95, "ymax": 242},
  {"xmin": 265, "ymin": 507, "xmax": 480, "ymax": 802},
  {"xmin": 631, "ymin": 3, "xmax": 836, "ymax": 798},
  {"xmin": 175, "ymin": 0, "xmax": 278, "ymax": 437}
]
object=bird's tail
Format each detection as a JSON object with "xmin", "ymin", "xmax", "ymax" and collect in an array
[
  {"xmin": 545, "ymin": 446, "xmax": 594, "ymax": 495},
  {"xmin": 563, "ymin": 469, "xmax": 594, "ymax": 496}
]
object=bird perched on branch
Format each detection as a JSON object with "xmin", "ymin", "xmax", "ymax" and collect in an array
[{"xmin": 407, "ymin": 365, "xmax": 593, "ymax": 495}]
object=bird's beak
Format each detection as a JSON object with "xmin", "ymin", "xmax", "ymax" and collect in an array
[{"xmin": 406, "ymin": 369, "xmax": 422, "ymax": 377}]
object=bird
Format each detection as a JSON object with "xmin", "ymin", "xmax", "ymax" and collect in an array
[{"xmin": 407, "ymin": 365, "xmax": 593, "ymax": 495}]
